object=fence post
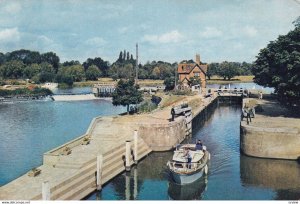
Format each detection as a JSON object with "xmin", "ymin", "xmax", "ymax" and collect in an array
[
  {"xmin": 125, "ymin": 141, "xmax": 131, "ymax": 171},
  {"xmin": 42, "ymin": 181, "xmax": 50, "ymax": 200},
  {"xmin": 97, "ymin": 154, "xmax": 103, "ymax": 190},
  {"xmin": 134, "ymin": 130, "xmax": 138, "ymax": 164}
]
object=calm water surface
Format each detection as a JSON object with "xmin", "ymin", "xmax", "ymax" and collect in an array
[
  {"xmin": 0, "ymin": 98, "xmax": 125, "ymax": 186},
  {"xmin": 86, "ymin": 104, "xmax": 300, "ymax": 200},
  {"xmin": 207, "ymin": 82, "xmax": 274, "ymax": 94}
]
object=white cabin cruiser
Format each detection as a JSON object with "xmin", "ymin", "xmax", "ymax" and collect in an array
[{"xmin": 167, "ymin": 144, "xmax": 210, "ymax": 185}]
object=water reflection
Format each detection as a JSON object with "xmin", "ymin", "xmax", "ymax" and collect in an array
[
  {"xmin": 240, "ymin": 155, "xmax": 300, "ymax": 200},
  {"xmin": 168, "ymin": 177, "xmax": 208, "ymax": 200}
]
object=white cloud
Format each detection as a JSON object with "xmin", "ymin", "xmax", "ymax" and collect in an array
[
  {"xmin": 3, "ymin": 2, "xmax": 21, "ymax": 14},
  {"xmin": 85, "ymin": 37, "xmax": 106, "ymax": 46},
  {"xmin": 37, "ymin": 35, "xmax": 54, "ymax": 45},
  {"xmin": 142, "ymin": 30, "xmax": 183, "ymax": 44},
  {"xmin": 243, "ymin": 25, "xmax": 258, "ymax": 37},
  {"xmin": 118, "ymin": 27, "xmax": 129, "ymax": 34},
  {"xmin": 199, "ymin": 27, "xmax": 223, "ymax": 38},
  {"xmin": 0, "ymin": 27, "xmax": 20, "ymax": 43}
]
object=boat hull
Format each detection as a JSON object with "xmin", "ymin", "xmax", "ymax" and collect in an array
[{"xmin": 170, "ymin": 167, "xmax": 205, "ymax": 185}]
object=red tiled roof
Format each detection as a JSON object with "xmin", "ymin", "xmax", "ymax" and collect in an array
[{"xmin": 178, "ymin": 63, "xmax": 207, "ymax": 75}]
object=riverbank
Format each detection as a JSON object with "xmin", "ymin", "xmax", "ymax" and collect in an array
[{"xmin": 240, "ymin": 98, "xmax": 300, "ymax": 160}]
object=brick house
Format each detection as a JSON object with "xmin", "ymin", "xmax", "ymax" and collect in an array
[{"xmin": 177, "ymin": 54, "xmax": 207, "ymax": 88}]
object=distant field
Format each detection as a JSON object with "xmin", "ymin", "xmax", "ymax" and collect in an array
[
  {"xmin": 207, "ymin": 75, "xmax": 254, "ymax": 84},
  {"xmin": 74, "ymin": 78, "xmax": 164, "ymax": 87}
]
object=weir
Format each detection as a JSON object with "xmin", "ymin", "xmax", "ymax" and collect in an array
[{"xmin": 0, "ymin": 93, "xmax": 243, "ymax": 200}]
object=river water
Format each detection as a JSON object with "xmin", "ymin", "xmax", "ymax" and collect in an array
[
  {"xmin": 0, "ymin": 98, "xmax": 125, "ymax": 186},
  {"xmin": 1, "ymin": 84, "xmax": 299, "ymax": 200},
  {"xmin": 85, "ymin": 105, "xmax": 300, "ymax": 200}
]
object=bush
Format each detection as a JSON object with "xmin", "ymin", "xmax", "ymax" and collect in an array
[{"xmin": 138, "ymin": 100, "xmax": 157, "ymax": 113}]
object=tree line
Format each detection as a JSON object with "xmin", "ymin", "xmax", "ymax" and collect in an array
[
  {"xmin": 0, "ymin": 49, "xmax": 254, "ymax": 86},
  {"xmin": 207, "ymin": 61, "xmax": 253, "ymax": 80}
]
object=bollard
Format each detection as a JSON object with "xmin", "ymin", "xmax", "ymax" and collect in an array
[
  {"xmin": 96, "ymin": 154, "xmax": 103, "ymax": 190},
  {"xmin": 42, "ymin": 181, "xmax": 50, "ymax": 200},
  {"xmin": 134, "ymin": 130, "xmax": 138, "ymax": 164},
  {"xmin": 125, "ymin": 141, "xmax": 131, "ymax": 171}
]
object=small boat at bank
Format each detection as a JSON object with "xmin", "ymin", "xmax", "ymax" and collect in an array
[{"xmin": 167, "ymin": 144, "xmax": 210, "ymax": 185}]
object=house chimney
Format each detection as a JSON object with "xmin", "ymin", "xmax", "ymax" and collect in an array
[{"xmin": 195, "ymin": 54, "xmax": 200, "ymax": 65}]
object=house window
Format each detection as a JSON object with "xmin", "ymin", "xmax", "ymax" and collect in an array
[{"xmin": 194, "ymin": 72, "xmax": 200, "ymax": 77}]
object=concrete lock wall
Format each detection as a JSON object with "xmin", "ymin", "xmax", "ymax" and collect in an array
[
  {"xmin": 240, "ymin": 124, "xmax": 300, "ymax": 160},
  {"xmin": 138, "ymin": 116, "xmax": 187, "ymax": 151}
]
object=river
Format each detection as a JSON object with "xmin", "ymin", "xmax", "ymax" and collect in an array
[
  {"xmin": 1, "ymin": 84, "xmax": 299, "ymax": 200},
  {"xmin": 0, "ymin": 98, "xmax": 125, "ymax": 186}
]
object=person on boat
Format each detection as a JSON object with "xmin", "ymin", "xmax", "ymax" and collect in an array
[
  {"xmin": 195, "ymin": 140, "xmax": 203, "ymax": 151},
  {"xmin": 184, "ymin": 148, "xmax": 192, "ymax": 169}
]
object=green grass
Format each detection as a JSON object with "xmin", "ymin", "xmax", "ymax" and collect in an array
[{"xmin": 207, "ymin": 75, "xmax": 254, "ymax": 84}]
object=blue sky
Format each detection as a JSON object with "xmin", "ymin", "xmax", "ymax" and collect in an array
[{"xmin": 0, "ymin": 0, "xmax": 299, "ymax": 64}]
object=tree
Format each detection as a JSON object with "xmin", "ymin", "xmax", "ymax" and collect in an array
[
  {"xmin": 112, "ymin": 79, "xmax": 143, "ymax": 113},
  {"xmin": 62, "ymin": 60, "xmax": 81, "ymax": 66},
  {"xmin": 0, "ymin": 52, "xmax": 5, "ymax": 66},
  {"xmin": 86, "ymin": 65, "xmax": 102, "ymax": 80},
  {"xmin": 57, "ymin": 64, "xmax": 85, "ymax": 82},
  {"xmin": 0, "ymin": 60, "xmax": 25, "ymax": 79},
  {"xmin": 123, "ymin": 50, "xmax": 126, "ymax": 60},
  {"xmin": 118, "ymin": 51, "xmax": 123, "ymax": 62},
  {"xmin": 41, "ymin": 52, "xmax": 60, "ymax": 73},
  {"xmin": 207, "ymin": 63, "xmax": 219, "ymax": 80},
  {"xmin": 189, "ymin": 76, "xmax": 201, "ymax": 86},
  {"xmin": 6, "ymin": 49, "xmax": 41, "ymax": 65},
  {"xmin": 252, "ymin": 25, "xmax": 300, "ymax": 106},
  {"xmin": 164, "ymin": 77, "xmax": 175, "ymax": 90},
  {"xmin": 23, "ymin": 63, "xmax": 41, "ymax": 79},
  {"xmin": 292, "ymin": 16, "xmax": 300, "ymax": 28},
  {"xmin": 39, "ymin": 62, "xmax": 56, "ymax": 83},
  {"xmin": 83, "ymin": 57, "xmax": 110, "ymax": 76},
  {"xmin": 218, "ymin": 61, "xmax": 240, "ymax": 80},
  {"xmin": 126, "ymin": 52, "xmax": 130, "ymax": 60},
  {"xmin": 151, "ymin": 67, "xmax": 160, "ymax": 79}
]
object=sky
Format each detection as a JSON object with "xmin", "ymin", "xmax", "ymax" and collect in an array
[{"xmin": 0, "ymin": 0, "xmax": 299, "ymax": 64}]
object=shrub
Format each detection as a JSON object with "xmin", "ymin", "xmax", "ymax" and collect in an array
[{"xmin": 138, "ymin": 100, "xmax": 157, "ymax": 113}]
